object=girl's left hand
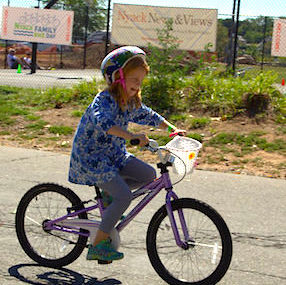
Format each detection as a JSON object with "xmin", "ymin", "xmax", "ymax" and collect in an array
[{"xmin": 170, "ymin": 129, "xmax": 186, "ymax": 137}]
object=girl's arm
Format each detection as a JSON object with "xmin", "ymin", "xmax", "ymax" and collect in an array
[
  {"xmin": 107, "ymin": 125, "xmax": 149, "ymax": 146},
  {"xmin": 159, "ymin": 120, "xmax": 186, "ymax": 136}
]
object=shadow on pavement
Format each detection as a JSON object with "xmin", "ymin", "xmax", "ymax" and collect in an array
[{"xmin": 8, "ymin": 263, "xmax": 122, "ymax": 285}]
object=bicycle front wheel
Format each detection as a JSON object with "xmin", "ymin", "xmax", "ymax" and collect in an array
[
  {"xmin": 16, "ymin": 183, "xmax": 88, "ymax": 268},
  {"xmin": 147, "ymin": 198, "xmax": 232, "ymax": 285}
]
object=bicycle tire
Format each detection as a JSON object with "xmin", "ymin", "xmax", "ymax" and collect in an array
[
  {"xmin": 146, "ymin": 198, "xmax": 232, "ymax": 285},
  {"xmin": 15, "ymin": 183, "xmax": 88, "ymax": 268}
]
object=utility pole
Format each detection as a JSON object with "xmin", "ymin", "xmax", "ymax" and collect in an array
[{"xmin": 232, "ymin": 0, "xmax": 241, "ymax": 74}]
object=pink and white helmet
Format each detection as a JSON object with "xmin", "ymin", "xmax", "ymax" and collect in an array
[{"xmin": 101, "ymin": 46, "xmax": 146, "ymax": 87}]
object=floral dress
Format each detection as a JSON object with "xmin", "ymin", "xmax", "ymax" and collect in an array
[{"xmin": 68, "ymin": 90, "xmax": 164, "ymax": 185}]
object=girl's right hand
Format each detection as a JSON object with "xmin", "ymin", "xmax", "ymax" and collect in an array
[{"xmin": 132, "ymin": 133, "xmax": 149, "ymax": 147}]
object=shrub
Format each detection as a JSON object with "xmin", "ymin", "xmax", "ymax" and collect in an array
[
  {"xmin": 242, "ymin": 72, "xmax": 281, "ymax": 117},
  {"xmin": 142, "ymin": 19, "xmax": 191, "ymax": 114},
  {"xmin": 184, "ymin": 70, "xmax": 283, "ymax": 118}
]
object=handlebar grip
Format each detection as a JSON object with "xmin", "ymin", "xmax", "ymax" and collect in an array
[
  {"xmin": 130, "ymin": 139, "xmax": 140, "ymax": 145},
  {"xmin": 130, "ymin": 139, "xmax": 150, "ymax": 148},
  {"xmin": 169, "ymin": 131, "xmax": 184, "ymax": 138}
]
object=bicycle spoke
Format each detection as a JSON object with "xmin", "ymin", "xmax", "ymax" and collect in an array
[{"xmin": 147, "ymin": 198, "xmax": 232, "ymax": 284}]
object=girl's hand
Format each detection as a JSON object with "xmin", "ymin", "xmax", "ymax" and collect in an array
[
  {"xmin": 170, "ymin": 129, "xmax": 187, "ymax": 137},
  {"xmin": 133, "ymin": 133, "xmax": 149, "ymax": 147}
]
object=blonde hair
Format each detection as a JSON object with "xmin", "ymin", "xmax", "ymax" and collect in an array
[{"xmin": 107, "ymin": 56, "xmax": 149, "ymax": 111}]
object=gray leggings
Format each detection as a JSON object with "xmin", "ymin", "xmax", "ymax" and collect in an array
[{"xmin": 97, "ymin": 157, "xmax": 156, "ymax": 234}]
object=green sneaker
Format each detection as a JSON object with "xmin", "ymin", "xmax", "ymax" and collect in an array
[{"xmin": 86, "ymin": 240, "xmax": 124, "ymax": 261}]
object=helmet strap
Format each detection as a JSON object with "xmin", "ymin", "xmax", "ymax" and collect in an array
[{"xmin": 114, "ymin": 68, "xmax": 127, "ymax": 92}]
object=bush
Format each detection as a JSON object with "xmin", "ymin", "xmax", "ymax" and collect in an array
[
  {"xmin": 142, "ymin": 19, "xmax": 191, "ymax": 114},
  {"xmin": 185, "ymin": 70, "xmax": 244, "ymax": 116},
  {"xmin": 184, "ymin": 70, "xmax": 284, "ymax": 118},
  {"xmin": 142, "ymin": 75, "xmax": 186, "ymax": 114},
  {"xmin": 242, "ymin": 72, "xmax": 281, "ymax": 117}
]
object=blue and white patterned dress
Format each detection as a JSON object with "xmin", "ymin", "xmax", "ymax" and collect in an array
[{"xmin": 68, "ymin": 90, "xmax": 164, "ymax": 185}]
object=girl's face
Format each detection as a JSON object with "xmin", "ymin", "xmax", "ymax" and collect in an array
[{"xmin": 125, "ymin": 67, "xmax": 147, "ymax": 98}]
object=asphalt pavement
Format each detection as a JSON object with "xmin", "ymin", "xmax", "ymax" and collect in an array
[
  {"xmin": 0, "ymin": 146, "xmax": 285, "ymax": 284},
  {"xmin": 0, "ymin": 69, "xmax": 101, "ymax": 88}
]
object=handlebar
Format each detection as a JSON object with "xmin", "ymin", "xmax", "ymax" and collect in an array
[
  {"xmin": 130, "ymin": 138, "xmax": 159, "ymax": 152},
  {"xmin": 129, "ymin": 136, "xmax": 189, "ymax": 183}
]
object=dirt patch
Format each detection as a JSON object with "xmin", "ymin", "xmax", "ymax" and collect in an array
[{"xmin": 0, "ymin": 107, "xmax": 285, "ymax": 179}]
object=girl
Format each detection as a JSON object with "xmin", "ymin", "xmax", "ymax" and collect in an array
[{"xmin": 68, "ymin": 46, "xmax": 185, "ymax": 262}]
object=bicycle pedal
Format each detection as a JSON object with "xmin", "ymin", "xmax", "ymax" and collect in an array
[{"xmin": 98, "ymin": 260, "xmax": 112, "ymax": 265}]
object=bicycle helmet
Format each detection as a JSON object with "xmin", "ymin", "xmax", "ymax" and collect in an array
[{"xmin": 101, "ymin": 46, "xmax": 146, "ymax": 87}]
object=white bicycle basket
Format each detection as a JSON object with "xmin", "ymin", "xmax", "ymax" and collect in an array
[{"xmin": 166, "ymin": 136, "xmax": 202, "ymax": 175}]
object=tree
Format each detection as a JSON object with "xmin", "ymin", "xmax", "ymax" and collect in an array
[{"xmin": 42, "ymin": 0, "xmax": 106, "ymax": 43}]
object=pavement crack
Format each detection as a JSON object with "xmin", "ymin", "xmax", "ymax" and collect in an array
[{"xmin": 232, "ymin": 231, "xmax": 286, "ymax": 249}]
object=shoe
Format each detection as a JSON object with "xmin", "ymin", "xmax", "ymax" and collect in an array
[
  {"xmin": 101, "ymin": 190, "xmax": 113, "ymax": 208},
  {"xmin": 86, "ymin": 240, "xmax": 124, "ymax": 261}
]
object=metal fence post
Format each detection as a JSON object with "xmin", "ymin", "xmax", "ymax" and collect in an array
[
  {"xmin": 261, "ymin": 16, "xmax": 267, "ymax": 71},
  {"xmin": 105, "ymin": 0, "xmax": 111, "ymax": 56},
  {"xmin": 232, "ymin": 0, "xmax": 241, "ymax": 74},
  {"xmin": 227, "ymin": 0, "xmax": 237, "ymax": 71},
  {"xmin": 83, "ymin": 4, "xmax": 89, "ymax": 69}
]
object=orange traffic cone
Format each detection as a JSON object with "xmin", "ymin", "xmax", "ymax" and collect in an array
[{"xmin": 282, "ymin": 78, "xmax": 285, "ymax": 86}]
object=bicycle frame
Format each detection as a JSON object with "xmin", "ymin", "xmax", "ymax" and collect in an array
[{"xmin": 45, "ymin": 169, "xmax": 191, "ymax": 248}]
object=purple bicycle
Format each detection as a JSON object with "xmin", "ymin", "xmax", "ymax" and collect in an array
[{"xmin": 15, "ymin": 137, "xmax": 232, "ymax": 285}]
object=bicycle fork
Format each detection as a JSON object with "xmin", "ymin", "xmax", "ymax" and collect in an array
[{"xmin": 165, "ymin": 191, "xmax": 193, "ymax": 249}]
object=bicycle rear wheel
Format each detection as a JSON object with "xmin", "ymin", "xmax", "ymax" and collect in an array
[
  {"xmin": 16, "ymin": 183, "xmax": 88, "ymax": 268},
  {"xmin": 147, "ymin": 198, "xmax": 232, "ymax": 285}
]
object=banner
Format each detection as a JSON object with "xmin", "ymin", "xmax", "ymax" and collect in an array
[
  {"xmin": 1, "ymin": 7, "xmax": 74, "ymax": 45},
  {"xmin": 111, "ymin": 4, "xmax": 217, "ymax": 51},
  {"xmin": 271, "ymin": 18, "xmax": 286, "ymax": 57}
]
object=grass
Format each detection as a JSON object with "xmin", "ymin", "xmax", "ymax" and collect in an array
[
  {"xmin": 0, "ymin": 71, "xmax": 285, "ymax": 178},
  {"xmin": 207, "ymin": 131, "xmax": 286, "ymax": 155},
  {"xmin": 168, "ymin": 114, "xmax": 211, "ymax": 129},
  {"xmin": 25, "ymin": 120, "xmax": 48, "ymax": 131},
  {"xmin": 71, "ymin": 110, "xmax": 84, "ymax": 117},
  {"xmin": 237, "ymin": 64, "xmax": 286, "ymax": 83},
  {"xmin": 49, "ymin": 125, "xmax": 74, "ymax": 135},
  {"xmin": 0, "ymin": 80, "xmax": 101, "ymax": 111},
  {"xmin": 187, "ymin": 117, "xmax": 211, "ymax": 129}
]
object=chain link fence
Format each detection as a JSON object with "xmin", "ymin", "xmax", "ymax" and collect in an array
[{"xmin": 0, "ymin": 0, "xmax": 285, "ymax": 86}]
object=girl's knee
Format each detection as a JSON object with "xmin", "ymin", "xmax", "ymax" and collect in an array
[
  {"xmin": 145, "ymin": 166, "xmax": 156, "ymax": 182},
  {"xmin": 150, "ymin": 167, "xmax": 157, "ymax": 180},
  {"xmin": 114, "ymin": 188, "xmax": 132, "ymax": 207}
]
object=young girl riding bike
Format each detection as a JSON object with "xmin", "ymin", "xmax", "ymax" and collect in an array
[{"xmin": 68, "ymin": 46, "xmax": 185, "ymax": 262}]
